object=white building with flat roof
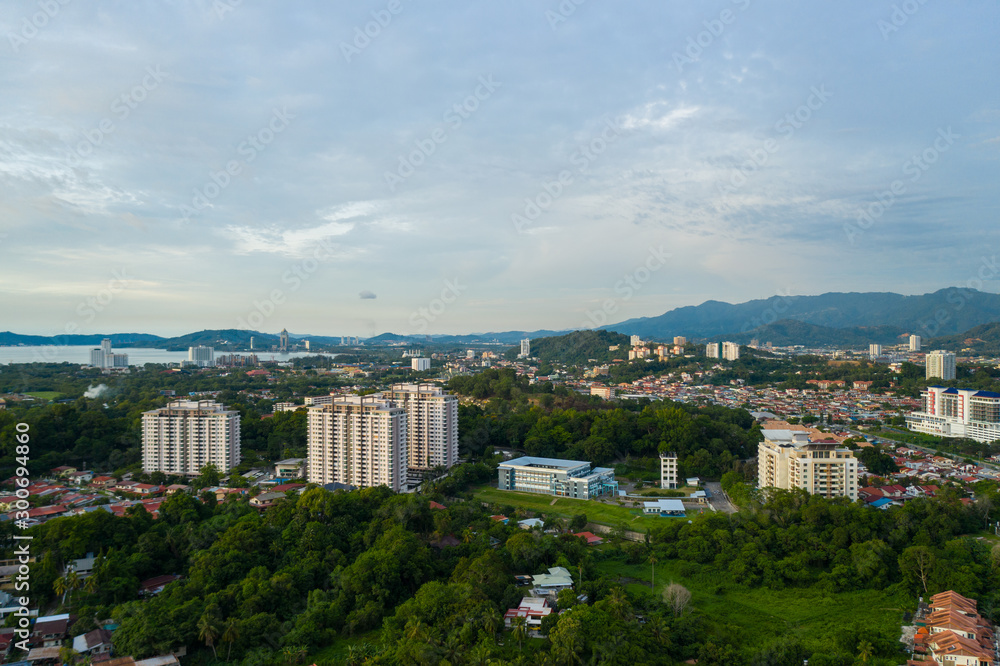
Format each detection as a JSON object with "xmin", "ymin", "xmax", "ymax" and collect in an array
[
  {"xmin": 411, "ymin": 357, "xmax": 431, "ymax": 372},
  {"xmin": 307, "ymin": 395, "xmax": 407, "ymax": 491},
  {"xmin": 722, "ymin": 341, "xmax": 740, "ymax": 361},
  {"xmin": 188, "ymin": 346, "xmax": 215, "ymax": 367},
  {"xmin": 381, "ymin": 383, "xmax": 459, "ymax": 471},
  {"xmin": 757, "ymin": 429, "xmax": 858, "ymax": 500},
  {"xmin": 89, "ymin": 338, "xmax": 129, "ymax": 369},
  {"xmin": 906, "ymin": 386, "xmax": 1000, "ymax": 443},
  {"xmin": 142, "ymin": 400, "xmax": 241, "ymax": 474},
  {"xmin": 519, "ymin": 338, "xmax": 531, "ymax": 358},
  {"xmin": 909, "ymin": 334, "xmax": 922, "ymax": 351},
  {"xmin": 497, "ymin": 456, "xmax": 617, "ymax": 499},
  {"xmin": 660, "ymin": 451, "xmax": 678, "ymax": 489},
  {"xmin": 706, "ymin": 343, "xmax": 720, "ymax": 359},
  {"xmin": 926, "ymin": 350, "xmax": 957, "ymax": 380}
]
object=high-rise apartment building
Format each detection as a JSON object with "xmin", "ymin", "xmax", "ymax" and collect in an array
[
  {"xmin": 382, "ymin": 383, "xmax": 458, "ymax": 470},
  {"xmin": 673, "ymin": 336, "xmax": 687, "ymax": 346},
  {"xmin": 89, "ymin": 338, "xmax": 129, "ymax": 369},
  {"xmin": 757, "ymin": 429, "xmax": 858, "ymax": 501},
  {"xmin": 142, "ymin": 400, "xmax": 241, "ymax": 475},
  {"xmin": 660, "ymin": 451, "xmax": 678, "ymax": 489},
  {"xmin": 519, "ymin": 338, "xmax": 531, "ymax": 358},
  {"xmin": 307, "ymin": 395, "xmax": 407, "ymax": 491},
  {"xmin": 188, "ymin": 346, "xmax": 215, "ymax": 367},
  {"xmin": 722, "ymin": 341, "xmax": 740, "ymax": 361},
  {"xmin": 906, "ymin": 386, "xmax": 1000, "ymax": 443},
  {"xmin": 411, "ymin": 357, "xmax": 431, "ymax": 371},
  {"xmin": 705, "ymin": 343, "xmax": 720, "ymax": 359},
  {"xmin": 869, "ymin": 343, "xmax": 882, "ymax": 358},
  {"xmin": 926, "ymin": 350, "xmax": 957, "ymax": 380},
  {"xmin": 909, "ymin": 334, "xmax": 922, "ymax": 352}
]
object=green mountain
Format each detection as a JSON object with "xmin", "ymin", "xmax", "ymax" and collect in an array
[
  {"xmin": 155, "ymin": 329, "xmax": 280, "ymax": 351},
  {"xmin": 927, "ymin": 322, "xmax": 1000, "ymax": 352},
  {"xmin": 505, "ymin": 329, "xmax": 631, "ymax": 365},
  {"xmin": 0, "ymin": 331, "xmax": 164, "ymax": 346}
]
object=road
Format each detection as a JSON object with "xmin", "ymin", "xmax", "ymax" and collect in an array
[{"xmin": 703, "ymin": 481, "xmax": 737, "ymax": 514}]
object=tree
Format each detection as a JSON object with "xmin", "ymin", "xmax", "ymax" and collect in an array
[
  {"xmin": 857, "ymin": 639, "xmax": 874, "ymax": 663},
  {"xmin": 662, "ymin": 582, "xmax": 691, "ymax": 616},
  {"xmin": 196, "ymin": 463, "xmax": 221, "ymax": 489},
  {"xmin": 222, "ymin": 617, "xmax": 240, "ymax": 661},
  {"xmin": 899, "ymin": 546, "xmax": 935, "ymax": 594},
  {"xmin": 198, "ymin": 612, "xmax": 221, "ymax": 659},
  {"xmin": 647, "ymin": 552, "xmax": 658, "ymax": 590},
  {"xmin": 510, "ymin": 615, "xmax": 527, "ymax": 652}
]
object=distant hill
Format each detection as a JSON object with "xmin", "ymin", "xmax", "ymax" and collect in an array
[
  {"xmin": 607, "ymin": 288, "xmax": 1000, "ymax": 339},
  {"xmin": 927, "ymin": 322, "xmax": 1000, "ymax": 353},
  {"xmin": 0, "ymin": 331, "xmax": 164, "ymax": 346},
  {"xmin": 365, "ymin": 330, "xmax": 568, "ymax": 346},
  {"xmin": 505, "ymin": 329, "xmax": 631, "ymax": 365},
  {"xmin": 153, "ymin": 329, "xmax": 280, "ymax": 351},
  {"xmin": 710, "ymin": 320, "xmax": 908, "ymax": 348}
]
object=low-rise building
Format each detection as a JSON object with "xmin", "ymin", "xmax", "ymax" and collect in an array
[{"xmin": 497, "ymin": 456, "xmax": 618, "ymax": 499}]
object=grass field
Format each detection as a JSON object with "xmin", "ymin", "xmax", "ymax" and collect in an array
[
  {"xmin": 24, "ymin": 391, "xmax": 64, "ymax": 401},
  {"xmin": 473, "ymin": 486, "xmax": 689, "ymax": 532},
  {"xmin": 595, "ymin": 558, "xmax": 911, "ymax": 656}
]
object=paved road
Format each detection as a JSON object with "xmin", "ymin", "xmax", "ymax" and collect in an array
[{"xmin": 703, "ymin": 481, "xmax": 737, "ymax": 514}]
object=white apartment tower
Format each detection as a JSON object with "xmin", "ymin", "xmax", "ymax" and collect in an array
[
  {"xmin": 722, "ymin": 341, "xmax": 740, "ymax": 361},
  {"xmin": 660, "ymin": 451, "xmax": 678, "ymax": 489},
  {"xmin": 673, "ymin": 336, "xmax": 687, "ymax": 346},
  {"xmin": 926, "ymin": 350, "xmax": 956, "ymax": 380},
  {"xmin": 142, "ymin": 400, "xmax": 241, "ymax": 475},
  {"xmin": 519, "ymin": 338, "xmax": 531, "ymax": 358},
  {"xmin": 757, "ymin": 429, "xmax": 858, "ymax": 501},
  {"xmin": 411, "ymin": 357, "xmax": 431, "ymax": 371},
  {"xmin": 909, "ymin": 334, "xmax": 922, "ymax": 352},
  {"xmin": 869, "ymin": 343, "xmax": 882, "ymax": 359},
  {"xmin": 188, "ymin": 346, "xmax": 215, "ymax": 367},
  {"xmin": 307, "ymin": 395, "xmax": 407, "ymax": 491},
  {"xmin": 89, "ymin": 338, "xmax": 129, "ymax": 369},
  {"xmin": 382, "ymin": 383, "xmax": 459, "ymax": 470},
  {"xmin": 706, "ymin": 343, "xmax": 720, "ymax": 359},
  {"xmin": 907, "ymin": 386, "xmax": 1000, "ymax": 443}
]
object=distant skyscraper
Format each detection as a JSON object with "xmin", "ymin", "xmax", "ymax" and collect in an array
[
  {"xmin": 307, "ymin": 395, "xmax": 407, "ymax": 491},
  {"xmin": 304, "ymin": 340, "xmax": 310, "ymax": 350},
  {"xmin": 673, "ymin": 336, "xmax": 687, "ymax": 346},
  {"xmin": 706, "ymin": 342, "xmax": 720, "ymax": 359},
  {"xmin": 188, "ymin": 346, "xmax": 215, "ymax": 367},
  {"xmin": 466, "ymin": 349, "xmax": 475, "ymax": 359},
  {"xmin": 909, "ymin": 334, "xmax": 922, "ymax": 352},
  {"xmin": 926, "ymin": 350, "xmax": 956, "ymax": 380},
  {"xmin": 142, "ymin": 400, "xmax": 241, "ymax": 474},
  {"xmin": 722, "ymin": 341, "xmax": 740, "ymax": 361},
  {"xmin": 250, "ymin": 336, "xmax": 255, "ymax": 350},
  {"xmin": 630, "ymin": 335, "xmax": 642, "ymax": 346},
  {"xmin": 411, "ymin": 357, "xmax": 431, "ymax": 371},
  {"xmin": 279, "ymin": 328, "xmax": 289, "ymax": 351},
  {"xmin": 869, "ymin": 344, "xmax": 882, "ymax": 359},
  {"xmin": 89, "ymin": 338, "xmax": 128, "ymax": 369},
  {"xmin": 519, "ymin": 338, "xmax": 531, "ymax": 358}
]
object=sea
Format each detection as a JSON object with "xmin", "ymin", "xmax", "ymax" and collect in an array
[{"xmin": 0, "ymin": 346, "xmax": 338, "ymax": 366}]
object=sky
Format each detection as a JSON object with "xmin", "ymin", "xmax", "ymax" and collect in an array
[{"xmin": 1, "ymin": 1, "xmax": 999, "ymax": 338}]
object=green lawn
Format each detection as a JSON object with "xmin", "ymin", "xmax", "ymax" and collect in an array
[
  {"xmin": 24, "ymin": 392, "xmax": 64, "ymax": 401},
  {"xmin": 473, "ymin": 486, "xmax": 692, "ymax": 532},
  {"xmin": 595, "ymin": 559, "xmax": 911, "ymax": 656}
]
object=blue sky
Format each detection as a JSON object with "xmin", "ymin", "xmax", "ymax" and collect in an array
[{"xmin": 1, "ymin": 0, "xmax": 998, "ymax": 337}]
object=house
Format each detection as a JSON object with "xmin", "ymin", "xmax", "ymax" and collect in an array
[
  {"xmin": 518, "ymin": 518, "xmax": 544, "ymax": 530},
  {"xmin": 25, "ymin": 646, "xmax": 62, "ymax": 663},
  {"xmin": 504, "ymin": 597, "xmax": 554, "ymax": 634},
  {"xmin": 72, "ymin": 628, "xmax": 113, "ymax": 658},
  {"xmin": 249, "ymin": 492, "xmax": 286, "ymax": 510},
  {"xmin": 490, "ymin": 515, "xmax": 509, "ymax": 525},
  {"xmin": 32, "ymin": 614, "xmax": 71, "ymax": 648},
  {"xmin": 50, "ymin": 466, "xmax": 77, "ymax": 477},
  {"xmin": 530, "ymin": 567, "xmax": 574, "ymax": 597},
  {"xmin": 64, "ymin": 553, "xmax": 96, "ymax": 578},
  {"xmin": 66, "ymin": 471, "xmax": 94, "ymax": 485},
  {"xmin": 573, "ymin": 531, "xmax": 604, "ymax": 545},
  {"xmin": 212, "ymin": 488, "xmax": 247, "ymax": 503},
  {"xmin": 429, "ymin": 501, "xmax": 446, "ymax": 510},
  {"xmin": 870, "ymin": 497, "xmax": 894, "ymax": 510},
  {"xmin": 90, "ymin": 476, "xmax": 116, "ymax": 489},
  {"xmin": 139, "ymin": 575, "xmax": 182, "ymax": 596},
  {"xmin": 642, "ymin": 499, "xmax": 686, "ymax": 517},
  {"xmin": 164, "ymin": 484, "xmax": 190, "ymax": 495},
  {"xmin": 273, "ymin": 458, "xmax": 305, "ymax": 479},
  {"xmin": 686, "ymin": 477, "xmax": 700, "ymax": 487},
  {"xmin": 268, "ymin": 483, "xmax": 305, "ymax": 494},
  {"xmin": 115, "ymin": 481, "xmax": 140, "ymax": 493}
]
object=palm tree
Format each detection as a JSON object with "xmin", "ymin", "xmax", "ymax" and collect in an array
[
  {"xmin": 510, "ymin": 616, "xmax": 528, "ymax": 652},
  {"xmin": 857, "ymin": 640, "xmax": 874, "ymax": 663},
  {"xmin": 222, "ymin": 617, "xmax": 240, "ymax": 661},
  {"xmin": 83, "ymin": 575, "xmax": 99, "ymax": 595},
  {"xmin": 197, "ymin": 613, "xmax": 221, "ymax": 659},
  {"xmin": 606, "ymin": 587, "xmax": 630, "ymax": 621},
  {"xmin": 53, "ymin": 576, "xmax": 67, "ymax": 603},
  {"xmin": 647, "ymin": 552, "xmax": 658, "ymax": 590}
]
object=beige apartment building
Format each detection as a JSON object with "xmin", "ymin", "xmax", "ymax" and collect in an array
[
  {"xmin": 142, "ymin": 400, "xmax": 241, "ymax": 475},
  {"xmin": 381, "ymin": 383, "xmax": 458, "ymax": 471},
  {"xmin": 307, "ymin": 395, "xmax": 407, "ymax": 491},
  {"xmin": 757, "ymin": 429, "xmax": 858, "ymax": 500}
]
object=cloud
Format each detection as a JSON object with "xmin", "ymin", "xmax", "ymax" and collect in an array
[
  {"xmin": 359, "ymin": 290, "xmax": 376, "ymax": 299},
  {"xmin": 620, "ymin": 103, "xmax": 700, "ymax": 131}
]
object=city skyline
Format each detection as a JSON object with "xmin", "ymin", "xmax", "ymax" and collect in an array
[{"xmin": 2, "ymin": 2, "xmax": 999, "ymax": 337}]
